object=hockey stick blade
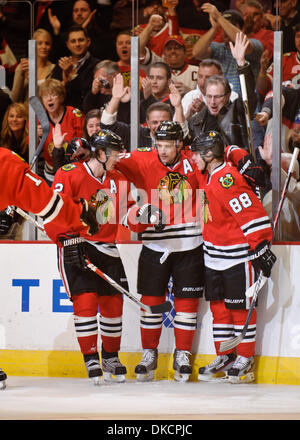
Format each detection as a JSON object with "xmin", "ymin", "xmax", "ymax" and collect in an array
[
  {"xmin": 85, "ymin": 258, "xmax": 172, "ymax": 314},
  {"xmin": 219, "ymin": 272, "xmax": 263, "ymax": 352},
  {"xmin": 218, "ymin": 334, "xmax": 243, "ymax": 352},
  {"xmin": 150, "ymin": 300, "xmax": 172, "ymax": 313},
  {"xmin": 29, "ymin": 96, "xmax": 50, "ymax": 169}
]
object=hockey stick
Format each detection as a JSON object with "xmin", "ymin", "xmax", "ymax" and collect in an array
[
  {"xmin": 219, "ymin": 146, "xmax": 300, "ymax": 352},
  {"xmin": 245, "ymin": 145, "xmax": 300, "ymax": 299},
  {"xmin": 272, "ymin": 146, "xmax": 300, "ymax": 234},
  {"xmin": 85, "ymin": 257, "xmax": 173, "ymax": 314},
  {"xmin": 11, "ymin": 208, "xmax": 172, "ymax": 314},
  {"xmin": 14, "ymin": 207, "xmax": 45, "ymax": 232},
  {"xmin": 29, "ymin": 96, "xmax": 50, "ymax": 169},
  {"xmin": 239, "ymin": 73, "xmax": 261, "ymax": 200}
]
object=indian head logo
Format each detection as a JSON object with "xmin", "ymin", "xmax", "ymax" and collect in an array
[
  {"xmin": 157, "ymin": 171, "xmax": 192, "ymax": 205},
  {"xmin": 200, "ymin": 190, "xmax": 212, "ymax": 225},
  {"xmin": 89, "ymin": 189, "xmax": 115, "ymax": 225}
]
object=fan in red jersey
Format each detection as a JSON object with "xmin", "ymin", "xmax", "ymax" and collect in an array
[
  {"xmin": 191, "ymin": 131, "xmax": 276, "ymax": 384},
  {"xmin": 50, "ymin": 129, "xmax": 131, "ymax": 385},
  {"xmin": 38, "ymin": 78, "xmax": 85, "ymax": 185}
]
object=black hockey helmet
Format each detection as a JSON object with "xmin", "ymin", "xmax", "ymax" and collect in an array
[
  {"xmin": 190, "ymin": 131, "xmax": 225, "ymax": 159},
  {"xmin": 155, "ymin": 121, "xmax": 184, "ymax": 141},
  {"xmin": 66, "ymin": 137, "xmax": 91, "ymax": 163},
  {"xmin": 90, "ymin": 129, "xmax": 124, "ymax": 158}
]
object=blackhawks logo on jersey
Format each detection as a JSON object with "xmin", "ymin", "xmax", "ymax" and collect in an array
[
  {"xmin": 157, "ymin": 171, "xmax": 192, "ymax": 205},
  {"xmin": 62, "ymin": 163, "xmax": 76, "ymax": 172},
  {"xmin": 89, "ymin": 189, "xmax": 115, "ymax": 225},
  {"xmin": 219, "ymin": 173, "xmax": 234, "ymax": 189},
  {"xmin": 200, "ymin": 190, "xmax": 212, "ymax": 224},
  {"xmin": 72, "ymin": 108, "xmax": 83, "ymax": 118}
]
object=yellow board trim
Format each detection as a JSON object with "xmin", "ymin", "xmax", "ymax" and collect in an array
[{"xmin": 1, "ymin": 350, "xmax": 300, "ymax": 384}]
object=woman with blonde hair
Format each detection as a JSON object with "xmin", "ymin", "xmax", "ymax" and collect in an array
[
  {"xmin": 11, "ymin": 28, "xmax": 55, "ymax": 103},
  {"xmin": 1, "ymin": 102, "xmax": 29, "ymax": 162},
  {"xmin": 0, "ymin": 102, "xmax": 29, "ymax": 239}
]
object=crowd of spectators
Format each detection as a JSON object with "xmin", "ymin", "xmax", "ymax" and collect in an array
[{"xmin": 0, "ymin": 0, "xmax": 300, "ymax": 241}]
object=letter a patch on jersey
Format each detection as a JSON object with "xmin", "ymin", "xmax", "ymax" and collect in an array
[{"xmin": 219, "ymin": 173, "xmax": 234, "ymax": 189}]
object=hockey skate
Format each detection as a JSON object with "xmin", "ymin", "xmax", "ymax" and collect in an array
[
  {"xmin": 0, "ymin": 369, "xmax": 7, "ymax": 390},
  {"xmin": 84, "ymin": 353, "xmax": 103, "ymax": 385},
  {"xmin": 102, "ymin": 356, "xmax": 127, "ymax": 383},
  {"xmin": 135, "ymin": 348, "xmax": 158, "ymax": 381},
  {"xmin": 173, "ymin": 349, "xmax": 192, "ymax": 382},
  {"xmin": 225, "ymin": 355, "xmax": 255, "ymax": 384},
  {"xmin": 198, "ymin": 353, "xmax": 236, "ymax": 382}
]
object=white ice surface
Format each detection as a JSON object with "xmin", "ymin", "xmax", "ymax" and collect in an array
[{"xmin": 0, "ymin": 377, "xmax": 300, "ymax": 420}]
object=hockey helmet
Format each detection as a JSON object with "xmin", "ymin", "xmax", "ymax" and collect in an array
[
  {"xmin": 155, "ymin": 121, "xmax": 184, "ymax": 142},
  {"xmin": 65, "ymin": 137, "xmax": 91, "ymax": 163},
  {"xmin": 90, "ymin": 129, "xmax": 124, "ymax": 158},
  {"xmin": 190, "ymin": 131, "xmax": 225, "ymax": 159}
]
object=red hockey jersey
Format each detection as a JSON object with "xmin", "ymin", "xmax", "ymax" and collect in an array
[
  {"xmin": 51, "ymin": 161, "xmax": 131, "ymax": 246},
  {"xmin": 195, "ymin": 161, "xmax": 273, "ymax": 270},
  {"xmin": 41, "ymin": 106, "xmax": 85, "ymax": 180},
  {"xmin": 0, "ymin": 148, "xmax": 90, "ymax": 238},
  {"xmin": 265, "ymin": 52, "xmax": 300, "ymax": 91},
  {"xmin": 117, "ymin": 147, "xmax": 202, "ymax": 259}
]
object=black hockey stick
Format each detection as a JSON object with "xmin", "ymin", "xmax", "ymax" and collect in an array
[
  {"xmin": 219, "ymin": 146, "xmax": 300, "ymax": 352},
  {"xmin": 239, "ymin": 72, "xmax": 262, "ymax": 200},
  {"xmin": 85, "ymin": 257, "xmax": 172, "ymax": 314},
  {"xmin": 9, "ymin": 208, "xmax": 172, "ymax": 314},
  {"xmin": 29, "ymin": 96, "xmax": 50, "ymax": 169}
]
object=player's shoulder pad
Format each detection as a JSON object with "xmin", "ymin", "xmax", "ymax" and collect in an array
[
  {"xmin": 72, "ymin": 108, "xmax": 83, "ymax": 117},
  {"xmin": 137, "ymin": 146, "xmax": 152, "ymax": 152},
  {"xmin": 61, "ymin": 163, "xmax": 77, "ymax": 172}
]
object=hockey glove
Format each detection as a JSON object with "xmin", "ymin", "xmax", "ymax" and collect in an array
[
  {"xmin": 79, "ymin": 198, "xmax": 99, "ymax": 235},
  {"xmin": 0, "ymin": 211, "xmax": 13, "ymax": 235},
  {"xmin": 251, "ymin": 240, "xmax": 276, "ymax": 278},
  {"xmin": 59, "ymin": 233, "xmax": 88, "ymax": 270},
  {"xmin": 237, "ymin": 154, "xmax": 266, "ymax": 187},
  {"xmin": 137, "ymin": 204, "xmax": 166, "ymax": 232}
]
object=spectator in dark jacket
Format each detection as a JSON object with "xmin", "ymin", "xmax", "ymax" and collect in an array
[
  {"xmin": 82, "ymin": 59, "xmax": 130, "ymax": 123},
  {"xmin": 52, "ymin": 25, "xmax": 99, "ymax": 111},
  {"xmin": 188, "ymin": 32, "xmax": 257, "ymax": 151}
]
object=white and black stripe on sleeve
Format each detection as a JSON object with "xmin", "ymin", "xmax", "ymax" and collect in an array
[
  {"xmin": 35, "ymin": 192, "xmax": 64, "ymax": 225},
  {"xmin": 241, "ymin": 216, "xmax": 271, "ymax": 237}
]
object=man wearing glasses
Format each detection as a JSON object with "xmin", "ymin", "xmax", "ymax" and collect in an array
[{"xmin": 188, "ymin": 32, "xmax": 257, "ymax": 151}]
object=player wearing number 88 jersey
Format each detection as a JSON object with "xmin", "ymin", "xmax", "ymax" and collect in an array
[{"xmin": 191, "ymin": 131, "xmax": 275, "ymax": 383}]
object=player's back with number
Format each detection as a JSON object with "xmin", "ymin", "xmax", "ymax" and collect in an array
[{"xmin": 198, "ymin": 161, "xmax": 272, "ymax": 269}]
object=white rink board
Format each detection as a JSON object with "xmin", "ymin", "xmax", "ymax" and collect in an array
[{"xmin": 0, "ymin": 243, "xmax": 300, "ymax": 357}]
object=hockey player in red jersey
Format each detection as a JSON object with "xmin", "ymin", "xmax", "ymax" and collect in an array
[
  {"xmin": 50, "ymin": 130, "xmax": 130, "ymax": 384},
  {"xmin": 190, "ymin": 131, "xmax": 276, "ymax": 383},
  {"xmin": 0, "ymin": 147, "xmax": 99, "ymax": 389},
  {"xmin": 0, "ymin": 148, "xmax": 98, "ymax": 237},
  {"xmin": 120, "ymin": 121, "xmax": 205, "ymax": 382}
]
